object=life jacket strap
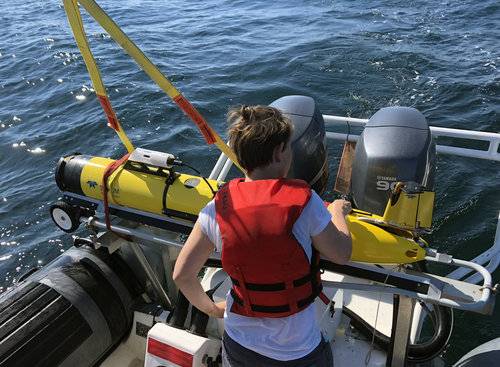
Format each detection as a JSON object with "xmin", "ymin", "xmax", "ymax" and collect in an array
[
  {"xmin": 230, "ymin": 288, "xmax": 321, "ymax": 314},
  {"xmin": 229, "ymin": 268, "xmax": 320, "ymax": 292},
  {"xmin": 229, "ymin": 266, "xmax": 323, "ymax": 315}
]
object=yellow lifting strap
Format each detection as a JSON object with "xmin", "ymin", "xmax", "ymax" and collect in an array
[
  {"xmin": 63, "ymin": 0, "xmax": 134, "ymax": 152},
  {"xmin": 63, "ymin": 0, "xmax": 243, "ymax": 171}
]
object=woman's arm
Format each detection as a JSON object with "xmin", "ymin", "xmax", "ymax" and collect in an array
[
  {"xmin": 173, "ymin": 220, "xmax": 225, "ymax": 318},
  {"xmin": 312, "ymin": 199, "xmax": 352, "ymax": 264}
]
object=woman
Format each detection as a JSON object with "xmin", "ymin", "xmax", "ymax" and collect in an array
[{"xmin": 173, "ymin": 105, "xmax": 352, "ymax": 366}]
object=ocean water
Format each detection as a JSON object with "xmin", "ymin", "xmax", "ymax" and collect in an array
[{"xmin": 0, "ymin": 0, "xmax": 498, "ymax": 363}]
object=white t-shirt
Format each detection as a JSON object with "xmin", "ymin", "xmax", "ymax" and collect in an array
[{"xmin": 198, "ymin": 190, "xmax": 332, "ymax": 361}]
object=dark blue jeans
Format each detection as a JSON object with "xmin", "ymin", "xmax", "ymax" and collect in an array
[{"xmin": 222, "ymin": 332, "xmax": 333, "ymax": 367}]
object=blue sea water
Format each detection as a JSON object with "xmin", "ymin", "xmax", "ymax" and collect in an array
[{"xmin": 0, "ymin": 0, "xmax": 498, "ymax": 363}]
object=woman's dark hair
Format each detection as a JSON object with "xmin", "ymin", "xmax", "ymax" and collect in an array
[{"xmin": 227, "ymin": 105, "xmax": 293, "ymax": 172}]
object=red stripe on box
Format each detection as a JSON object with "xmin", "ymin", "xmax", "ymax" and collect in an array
[{"xmin": 148, "ymin": 338, "xmax": 193, "ymax": 367}]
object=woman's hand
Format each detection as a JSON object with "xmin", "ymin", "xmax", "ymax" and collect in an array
[
  {"xmin": 328, "ymin": 199, "xmax": 352, "ymax": 217},
  {"xmin": 209, "ymin": 301, "xmax": 226, "ymax": 318},
  {"xmin": 313, "ymin": 199, "xmax": 353, "ymax": 265}
]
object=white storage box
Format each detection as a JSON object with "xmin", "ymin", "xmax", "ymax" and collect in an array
[{"xmin": 145, "ymin": 323, "xmax": 221, "ymax": 367}]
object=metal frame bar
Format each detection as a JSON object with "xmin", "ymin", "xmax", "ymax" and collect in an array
[
  {"xmin": 209, "ymin": 152, "xmax": 228, "ymax": 179},
  {"xmin": 447, "ymin": 212, "xmax": 500, "ymax": 284},
  {"xmin": 388, "ymin": 295, "xmax": 415, "ymax": 367},
  {"xmin": 84, "ymin": 216, "xmax": 494, "ymax": 315},
  {"xmin": 127, "ymin": 241, "xmax": 173, "ymax": 309}
]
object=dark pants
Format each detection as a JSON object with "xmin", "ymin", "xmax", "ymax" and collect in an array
[{"xmin": 222, "ymin": 332, "xmax": 333, "ymax": 367}]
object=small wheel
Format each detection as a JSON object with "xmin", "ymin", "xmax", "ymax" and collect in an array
[{"xmin": 50, "ymin": 201, "xmax": 80, "ymax": 233}]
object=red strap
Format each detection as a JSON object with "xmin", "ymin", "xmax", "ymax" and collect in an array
[
  {"xmin": 319, "ymin": 291, "xmax": 330, "ymax": 305},
  {"xmin": 102, "ymin": 153, "xmax": 131, "ymax": 230},
  {"xmin": 173, "ymin": 94, "xmax": 216, "ymax": 144},
  {"xmin": 97, "ymin": 95, "xmax": 120, "ymax": 131}
]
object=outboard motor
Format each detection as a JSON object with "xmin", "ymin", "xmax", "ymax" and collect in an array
[
  {"xmin": 270, "ymin": 95, "xmax": 328, "ymax": 194},
  {"xmin": 351, "ymin": 106, "xmax": 436, "ymax": 215}
]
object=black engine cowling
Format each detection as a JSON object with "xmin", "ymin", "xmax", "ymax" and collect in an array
[
  {"xmin": 351, "ymin": 106, "xmax": 436, "ymax": 215},
  {"xmin": 270, "ymin": 95, "xmax": 329, "ymax": 194}
]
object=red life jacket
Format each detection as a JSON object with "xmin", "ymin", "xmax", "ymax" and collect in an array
[{"xmin": 215, "ymin": 178, "xmax": 323, "ymax": 318}]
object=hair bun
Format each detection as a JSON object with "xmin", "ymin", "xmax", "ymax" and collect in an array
[{"xmin": 241, "ymin": 105, "xmax": 252, "ymax": 121}]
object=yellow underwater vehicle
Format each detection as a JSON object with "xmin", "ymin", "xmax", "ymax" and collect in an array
[{"xmin": 52, "ymin": 98, "xmax": 433, "ymax": 266}]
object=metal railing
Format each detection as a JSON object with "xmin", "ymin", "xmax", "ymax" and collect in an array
[
  {"xmin": 447, "ymin": 212, "xmax": 500, "ymax": 284},
  {"xmin": 323, "ymin": 115, "xmax": 500, "ymax": 162}
]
